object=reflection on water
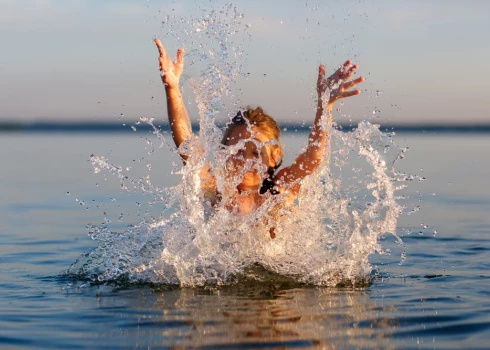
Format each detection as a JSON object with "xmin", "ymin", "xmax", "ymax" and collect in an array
[{"xmin": 86, "ymin": 285, "xmax": 396, "ymax": 349}]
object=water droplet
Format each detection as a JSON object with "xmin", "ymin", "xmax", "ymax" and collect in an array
[{"xmin": 72, "ymin": 10, "xmax": 406, "ymax": 287}]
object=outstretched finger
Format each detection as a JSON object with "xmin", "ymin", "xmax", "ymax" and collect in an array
[
  {"xmin": 155, "ymin": 38, "xmax": 169, "ymax": 60},
  {"xmin": 341, "ymin": 60, "xmax": 352, "ymax": 75},
  {"xmin": 175, "ymin": 47, "xmax": 185, "ymax": 66},
  {"xmin": 342, "ymin": 64, "xmax": 358, "ymax": 81},
  {"xmin": 342, "ymin": 76, "xmax": 364, "ymax": 90},
  {"xmin": 318, "ymin": 64, "xmax": 326, "ymax": 78},
  {"xmin": 340, "ymin": 89, "xmax": 361, "ymax": 98}
]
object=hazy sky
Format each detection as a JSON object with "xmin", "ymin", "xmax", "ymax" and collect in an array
[{"xmin": 1, "ymin": 0, "xmax": 489, "ymax": 125}]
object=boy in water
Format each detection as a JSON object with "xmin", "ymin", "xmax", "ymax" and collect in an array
[{"xmin": 154, "ymin": 38, "xmax": 364, "ymax": 232}]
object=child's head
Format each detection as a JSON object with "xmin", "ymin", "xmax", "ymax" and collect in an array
[{"xmin": 222, "ymin": 107, "xmax": 283, "ymax": 190}]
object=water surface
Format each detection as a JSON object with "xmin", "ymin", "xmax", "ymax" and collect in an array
[{"xmin": 1, "ymin": 133, "xmax": 489, "ymax": 349}]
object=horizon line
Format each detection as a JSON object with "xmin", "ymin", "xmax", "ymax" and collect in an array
[{"xmin": 1, "ymin": 121, "xmax": 490, "ymax": 134}]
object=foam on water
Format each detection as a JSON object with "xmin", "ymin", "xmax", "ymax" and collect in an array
[{"xmin": 67, "ymin": 6, "xmax": 405, "ymax": 287}]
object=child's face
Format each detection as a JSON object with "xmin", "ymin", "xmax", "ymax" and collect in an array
[{"xmin": 224, "ymin": 124, "xmax": 276, "ymax": 191}]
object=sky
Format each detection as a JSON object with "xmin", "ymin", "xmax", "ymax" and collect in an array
[{"xmin": 1, "ymin": 0, "xmax": 489, "ymax": 125}]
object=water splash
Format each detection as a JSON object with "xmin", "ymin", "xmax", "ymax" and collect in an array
[{"xmin": 67, "ymin": 7, "xmax": 405, "ymax": 287}]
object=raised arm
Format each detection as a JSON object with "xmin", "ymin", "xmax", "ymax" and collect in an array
[
  {"xmin": 154, "ymin": 38, "xmax": 194, "ymax": 160},
  {"xmin": 275, "ymin": 61, "xmax": 364, "ymax": 188}
]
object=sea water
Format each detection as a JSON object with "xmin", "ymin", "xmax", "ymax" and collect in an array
[
  {"xmin": 2, "ymin": 133, "xmax": 490, "ymax": 349},
  {"xmin": 66, "ymin": 6, "xmax": 407, "ymax": 287}
]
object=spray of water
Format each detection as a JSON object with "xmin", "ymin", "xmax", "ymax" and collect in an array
[{"xmin": 67, "ymin": 6, "xmax": 404, "ymax": 287}]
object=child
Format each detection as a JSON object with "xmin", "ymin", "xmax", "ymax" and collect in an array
[{"xmin": 154, "ymin": 38, "xmax": 364, "ymax": 232}]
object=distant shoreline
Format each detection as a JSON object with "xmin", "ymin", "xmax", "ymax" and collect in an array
[{"xmin": 1, "ymin": 121, "xmax": 490, "ymax": 134}]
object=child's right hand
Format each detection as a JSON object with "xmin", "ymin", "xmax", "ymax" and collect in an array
[{"xmin": 154, "ymin": 38, "xmax": 184, "ymax": 89}]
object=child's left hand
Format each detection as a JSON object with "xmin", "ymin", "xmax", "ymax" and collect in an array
[{"xmin": 317, "ymin": 61, "xmax": 364, "ymax": 106}]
